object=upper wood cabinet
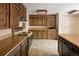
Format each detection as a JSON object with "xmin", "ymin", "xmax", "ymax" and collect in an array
[
  {"xmin": 10, "ymin": 4, "xmax": 19, "ymax": 27},
  {"xmin": 29, "ymin": 14, "xmax": 56, "ymax": 27},
  {"xmin": 10, "ymin": 4, "xmax": 19, "ymax": 28},
  {"xmin": 0, "ymin": 3, "xmax": 9, "ymax": 29},
  {"xmin": 19, "ymin": 3, "xmax": 26, "ymax": 19},
  {"xmin": 10, "ymin": 3, "xmax": 26, "ymax": 28},
  {"xmin": 0, "ymin": 3, "xmax": 26, "ymax": 28}
]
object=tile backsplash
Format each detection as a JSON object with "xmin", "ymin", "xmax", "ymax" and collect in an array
[{"xmin": 0, "ymin": 29, "xmax": 12, "ymax": 40}]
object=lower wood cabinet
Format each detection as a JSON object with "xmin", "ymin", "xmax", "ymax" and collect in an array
[
  {"xmin": 29, "ymin": 29, "xmax": 57, "ymax": 39},
  {"xmin": 33, "ymin": 30, "xmax": 38, "ymax": 39},
  {"xmin": 7, "ymin": 40, "xmax": 28, "ymax": 56},
  {"xmin": 43, "ymin": 30, "xmax": 48, "ymax": 39},
  {"xmin": 7, "ymin": 36, "xmax": 32, "ymax": 56},
  {"xmin": 7, "ymin": 44, "xmax": 21, "ymax": 56},
  {"xmin": 38, "ymin": 30, "xmax": 43, "ymax": 39},
  {"xmin": 58, "ymin": 39, "xmax": 63, "ymax": 56},
  {"xmin": 58, "ymin": 36, "xmax": 79, "ymax": 56},
  {"xmin": 21, "ymin": 43, "xmax": 27, "ymax": 56}
]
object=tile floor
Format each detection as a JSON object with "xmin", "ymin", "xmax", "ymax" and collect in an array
[{"xmin": 29, "ymin": 39, "xmax": 59, "ymax": 56}]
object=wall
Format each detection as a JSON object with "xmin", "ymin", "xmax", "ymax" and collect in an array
[
  {"xmin": 23, "ymin": 3, "xmax": 79, "ymax": 34},
  {"xmin": 59, "ymin": 14, "xmax": 79, "ymax": 34}
]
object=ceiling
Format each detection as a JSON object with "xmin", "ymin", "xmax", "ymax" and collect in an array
[{"xmin": 23, "ymin": 3, "xmax": 79, "ymax": 14}]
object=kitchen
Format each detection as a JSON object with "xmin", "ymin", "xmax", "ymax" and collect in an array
[{"xmin": 0, "ymin": 3, "xmax": 79, "ymax": 56}]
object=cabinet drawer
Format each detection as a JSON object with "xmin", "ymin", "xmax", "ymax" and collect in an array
[
  {"xmin": 7, "ymin": 45, "xmax": 20, "ymax": 56},
  {"xmin": 21, "ymin": 38, "xmax": 27, "ymax": 47}
]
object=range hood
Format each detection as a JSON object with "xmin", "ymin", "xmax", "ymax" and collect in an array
[{"xmin": 68, "ymin": 10, "xmax": 79, "ymax": 14}]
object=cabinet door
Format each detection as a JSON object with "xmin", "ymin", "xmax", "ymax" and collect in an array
[
  {"xmin": 48, "ymin": 30, "xmax": 53, "ymax": 39},
  {"xmin": 47, "ymin": 16, "xmax": 52, "ymax": 26},
  {"xmin": 0, "ymin": 3, "xmax": 9, "ymax": 29},
  {"xmin": 43, "ymin": 30, "xmax": 48, "ymax": 39},
  {"xmin": 38, "ymin": 15, "xmax": 43, "ymax": 26},
  {"xmin": 33, "ymin": 30, "xmax": 38, "ymax": 39},
  {"xmin": 38, "ymin": 30, "xmax": 43, "ymax": 39},
  {"xmin": 7, "ymin": 45, "xmax": 21, "ymax": 56},
  {"xmin": 29, "ymin": 16, "xmax": 34, "ymax": 26},
  {"xmin": 21, "ymin": 39, "xmax": 28, "ymax": 56},
  {"xmin": 21, "ymin": 43, "xmax": 27, "ymax": 56},
  {"xmin": 19, "ymin": 9, "xmax": 26, "ymax": 19},
  {"xmin": 42, "ymin": 15, "xmax": 47, "ymax": 26},
  {"xmin": 19, "ymin": 3, "xmax": 26, "ymax": 20},
  {"xmin": 52, "ymin": 29, "xmax": 57, "ymax": 39},
  {"xmin": 51, "ymin": 15, "xmax": 56, "ymax": 28},
  {"xmin": 10, "ymin": 4, "xmax": 19, "ymax": 28},
  {"xmin": 58, "ymin": 39, "xmax": 63, "ymax": 56}
]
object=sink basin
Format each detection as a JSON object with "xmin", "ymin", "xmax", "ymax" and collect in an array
[
  {"xmin": 48, "ymin": 27, "xmax": 55, "ymax": 29},
  {"xmin": 17, "ymin": 32, "xmax": 30, "ymax": 36},
  {"xmin": 16, "ymin": 32, "xmax": 32, "ymax": 37},
  {"xmin": 17, "ymin": 33, "xmax": 28, "ymax": 36}
]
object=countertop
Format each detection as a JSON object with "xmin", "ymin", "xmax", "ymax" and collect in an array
[
  {"xmin": 59, "ymin": 34, "xmax": 79, "ymax": 48},
  {"xmin": 29, "ymin": 26, "xmax": 56, "ymax": 30},
  {"xmin": 0, "ymin": 32, "xmax": 32, "ymax": 56}
]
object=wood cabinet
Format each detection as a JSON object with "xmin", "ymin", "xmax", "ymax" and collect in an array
[
  {"xmin": 21, "ymin": 42, "xmax": 27, "ymax": 56},
  {"xmin": 58, "ymin": 36, "xmax": 79, "ymax": 56},
  {"xmin": 10, "ymin": 3, "xmax": 26, "ymax": 28},
  {"xmin": 43, "ymin": 30, "xmax": 48, "ymax": 39},
  {"xmin": 6, "ymin": 33, "xmax": 32, "ymax": 56},
  {"xmin": 58, "ymin": 38, "xmax": 63, "ymax": 56},
  {"xmin": 0, "ymin": 3, "xmax": 9, "ymax": 29},
  {"xmin": 7, "ymin": 39, "xmax": 28, "ymax": 56},
  {"xmin": 7, "ymin": 44, "xmax": 21, "ymax": 56},
  {"xmin": 29, "ymin": 14, "xmax": 58, "ymax": 39},
  {"xmin": 33, "ymin": 30, "xmax": 39, "ymax": 39},
  {"xmin": 19, "ymin": 3, "xmax": 26, "ymax": 19},
  {"xmin": 10, "ymin": 4, "xmax": 19, "ymax": 28},
  {"xmin": 0, "ymin": 3, "xmax": 26, "ymax": 28},
  {"xmin": 20, "ymin": 37, "xmax": 28, "ymax": 56},
  {"xmin": 29, "ymin": 29, "xmax": 57, "ymax": 39},
  {"xmin": 29, "ymin": 14, "xmax": 56, "ymax": 27},
  {"xmin": 38, "ymin": 30, "xmax": 43, "ymax": 39}
]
